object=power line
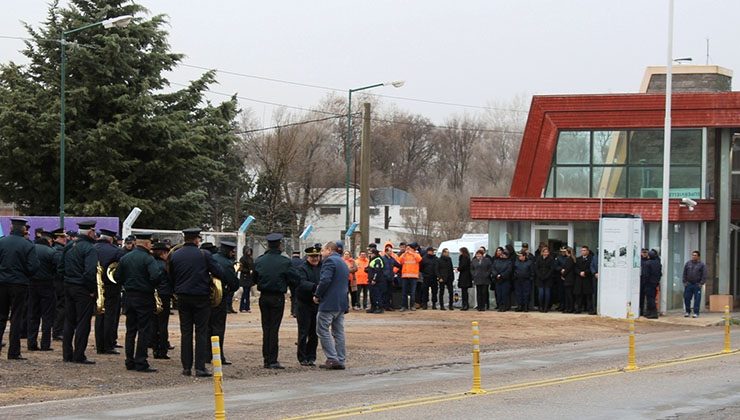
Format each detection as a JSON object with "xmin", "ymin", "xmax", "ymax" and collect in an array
[
  {"xmin": 235, "ymin": 114, "xmax": 347, "ymax": 134},
  {"xmin": 371, "ymin": 117, "xmax": 523, "ymax": 135}
]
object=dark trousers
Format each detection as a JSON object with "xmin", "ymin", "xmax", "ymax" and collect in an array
[
  {"xmin": 438, "ymin": 280, "xmax": 453, "ymax": 309},
  {"xmin": 296, "ymin": 301, "xmax": 318, "ymax": 363},
  {"xmin": 370, "ymin": 280, "xmax": 387, "ymax": 309},
  {"xmin": 515, "ymin": 279, "xmax": 532, "ymax": 309},
  {"xmin": 0, "ymin": 283, "xmax": 28, "ymax": 358},
  {"xmin": 208, "ymin": 302, "xmax": 227, "ymax": 362},
  {"xmin": 475, "ymin": 284, "xmax": 488, "ymax": 311},
  {"xmin": 495, "ymin": 281, "xmax": 511, "ymax": 311},
  {"xmin": 153, "ymin": 295, "xmax": 171, "ymax": 357},
  {"xmin": 422, "ymin": 276, "xmax": 438, "ymax": 307},
  {"xmin": 562, "ymin": 285, "xmax": 574, "ymax": 312},
  {"xmin": 639, "ymin": 280, "xmax": 649, "ymax": 314},
  {"xmin": 177, "ymin": 294, "xmax": 211, "ymax": 371},
  {"xmin": 574, "ymin": 293, "xmax": 593, "ymax": 313},
  {"xmin": 461, "ymin": 287, "xmax": 470, "ymax": 309},
  {"xmin": 239, "ymin": 283, "xmax": 252, "ymax": 311},
  {"xmin": 53, "ymin": 280, "xmax": 65, "ymax": 338},
  {"xmin": 383, "ymin": 278, "xmax": 394, "ymax": 309},
  {"xmin": 645, "ymin": 281, "xmax": 658, "ymax": 316},
  {"xmin": 350, "ymin": 290, "xmax": 359, "ymax": 308},
  {"xmin": 63, "ymin": 284, "xmax": 94, "ymax": 362},
  {"xmin": 259, "ymin": 293, "xmax": 285, "ymax": 365},
  {"xmin": 124, "ymin": 292, "xmax": 154, "ymax": 370},
  {"xmin": 401, "ymin": 278, "xmax": 417, "ymax": 309},
  {"xmin": 538, "ymin": 287, "xmax": 551, "ymax": 312},
  {"xmin": 357, "ymin": 284, "xmax": 369, "ymax": 308},
  {"xmin": 27, "ymin": 282, "xmax": 55, "ymax": 350},
  {"xmin": 684, "ymin": 283, "xmax": 702, "ymax": 315},
  {"xmin": 95, "ymin": 283, "xmax": 121, "ymax": 353}
]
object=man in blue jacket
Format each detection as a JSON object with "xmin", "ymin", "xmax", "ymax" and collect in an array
[{"xmin": 314, "ymin": 242, "xmax": 349, "ymax": 370}]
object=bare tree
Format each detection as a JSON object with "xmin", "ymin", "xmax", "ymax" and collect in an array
[{"xmin": 437, "ymin": 114, "xmax": 484, "ymax": 191}]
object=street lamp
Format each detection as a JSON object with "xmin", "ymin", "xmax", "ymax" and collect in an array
[
  {"xmin": 59, "ymin": 15, "xmax": 133, "ymax": 228},
  {"xmin": 659, "ymin": 0, "xmax": 674, "ymax": 315},
  {"xmin": 344, "ymin": 81, "xmax": 404, "ymax": 232}
]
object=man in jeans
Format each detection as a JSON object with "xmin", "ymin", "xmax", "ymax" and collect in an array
[
  {"xmin": 398, "ymin": 243, "xmax": 422, "ymax": 311},
  {"xmin": 682, "ymin": 250, "xmax": 707, "ymax": 318},
  {"xmin": 314, "ymin": 242, "xmax": 349, "ymax": 370}
]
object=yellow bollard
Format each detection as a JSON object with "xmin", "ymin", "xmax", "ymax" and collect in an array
[
  {"xmin": 211, "ymin": 336, "xmax": 226, "ymax": 419},
  {"xmin": 723, "ymin": 305, "xmax": 732, "ymax": 354},
  {"xmin": 468, "ymin": 321, "xmax": 486, "ymax": 394},
  {"xmin": 625, "ymin": 304, "xmax": 638, "ymax": 371}
]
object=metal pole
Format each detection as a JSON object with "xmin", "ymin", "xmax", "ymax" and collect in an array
[
  {"xmin": 659, "ymin": 0, "xmax": 674, "ymax": 315},
  {"xmin": 359, "ymin": 103, "xmax": 371, "ymax": 251},
  {"xmin": 469, "ymin": 321, "xmax": 486, "ymax": 394},
  {"xmin": 211, "ymin": 336, "xmax": 226, "ymax": 419},
  {"xmin": 59, "ymin": 33, "xmax": 66, "ymax": 229},
  {"xmin": 345, "ymin": 90, "xmax": 353, "ymax": 233}
]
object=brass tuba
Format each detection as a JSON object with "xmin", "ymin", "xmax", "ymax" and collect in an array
[
  {"xmin": 106, "ymin": 262, "xmax": 118, "ymax": 284},
  {"xmin": 210, "ymin": 277, "xmax": 223, "ymax": 307},
  {"xmin": 95, "ymin": 263, "xmax": 105, "ymax": 315},
  {"xmin": 154, "ymin": 290, "xmax": 163, "ymax": 314}
]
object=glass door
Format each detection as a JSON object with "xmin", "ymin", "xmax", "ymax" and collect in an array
[{"xmin": 531, "ymin": 224, "xmax": 573, "ymax": 253}]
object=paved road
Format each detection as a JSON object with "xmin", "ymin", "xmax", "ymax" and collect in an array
[{"xmin": 1, "ymin": 329, "xmax": 737, "ymax": 419}]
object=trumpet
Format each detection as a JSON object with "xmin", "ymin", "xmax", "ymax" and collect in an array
[{"xmin": 95, "ymin": 263, "xmax": 105, "ymax": 315}]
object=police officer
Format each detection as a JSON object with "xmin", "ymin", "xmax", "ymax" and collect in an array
[
  {"xmin": 169, "ymin": 228, "xmax": 224, "ymax": 377},
  {"xmin": 94, "ymin": 228, "xmax": 125, "ymax": 355},
  {"xmin": 60, "ymin": 220, "xmax": 99, "ymax": 364},
  {"xmin": 27, "ymin": 230, "xmax": 57, "ymax": 351},
  {"xmin": 295, "ymin": 246, "xmax": 321, "ymax": 366},
  {"xmin": 51, "ymin": 228, "xmax": 67, "ymax": 341},
  {"xmin": 114, "ymin": 232, "xmax": 162, "ymax": 372},
  {"xmin": 208, "ymin": 241, "xmax": 239, "ymax": 365},
  {"xmin": 151, "ymin": 242, "xmax": 173, "ymax": 359},
  {"xmin": 0, "ymin": 218, "xmax": 40, "ymax": 359},
  {"xmin": 254, "ymin": 233, "xmax": 298, "ymax": 369}
]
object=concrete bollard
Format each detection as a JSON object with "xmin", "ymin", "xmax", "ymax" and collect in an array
[
  {"xmin": 626, "ymin": 304, "xmax": 638, "ymax": 371},
  {"xmin": 468, "ymin": 321, "xmax": 486, "ymax": 394},
  {"xmin": 211, "ymin": 336, "xmax": 226, "ymax": 419},
  {"xmin": 723, "ymin": 305, "xmax": 732, "ymax": 354}
]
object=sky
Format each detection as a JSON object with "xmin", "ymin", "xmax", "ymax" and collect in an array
[{"xmin": 2, "ymin": 0, "xmax": 740, "ymax": 125}]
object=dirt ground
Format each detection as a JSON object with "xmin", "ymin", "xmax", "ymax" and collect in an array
[{"xmin": 0, "ymin": 300, "xmax": 701, "ymax": 407}]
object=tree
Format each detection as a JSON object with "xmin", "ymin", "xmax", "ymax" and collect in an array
[
  {"xmin": 0, "ymin": 0, "xmax": 241, "ymax": 228},
  {"xmin": 437, "ymin": 115, "xmax": 484, "ymax": 191}
]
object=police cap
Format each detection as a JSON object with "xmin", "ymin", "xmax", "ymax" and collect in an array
[
  {"xmin": 135, "ymin": 232, "xmax": 153, "ymax": 241},
  {"xmin": 182, "ymin": 227, "xmax": 202, "ymax": 238},
  {"xmin": 266, "ymin": 233, "xmax": 283, "ymax": 242},
  {"xmin": 304, "ymin": 246, "xmax": 321, "ymax": 256},
  {"xmin": 99, "ymin": 228, "xmax": 117, "ymax": 237},
  {"xmin": 152, "ymin": 242, "xmax": 169, "ymax": 251},
  {"xmin": 52, "ymin": 228, "xmax": 66, "ymax": 238},
  {"xmin": 220, "ymin": 240, "xmax": 237, "ymax": 250},
  {"xmin": 77, "ymin": 220, "xmax": 96, "ymax": 230},
  {"xmin": 10, "ymin": 217, "xmax": 28, "ymax": 226}
]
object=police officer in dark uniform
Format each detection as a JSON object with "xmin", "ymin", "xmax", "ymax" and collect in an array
[
  {"xmin": 169, "ymin": 228, "xmax": 224, "ymax": 377},
  {"xmin": 60, "ymin": 220, "xmax": 98, "ymax": 364},
  {"xmin": 254, "ymin": 233, "xmax": 298, "ymax": 369},
  {"xmin": 51, "ymin": 228, "xmax": 67, "ymax": 341},
  {"xmin": 151, "ymin": 242, "xmax": 173, "ymax": 359},
  {"xmin": 295, "ymin": 246, "xmax": 321, "ymax": 366},
  {"xmin": 94, "ymin": 228, "xmax": 125, "ymax": 355},
  {"xmin": 27, "ymin": 230, "xmax": 57, "ymax": 351},
  {"xmin": 114, "ymin": 232, "xmax": 161, "ymax": 372},
  {"xmin": 0, "ymin": 218, "xmax": 40, "ymax": 359},
  {"xmin": 209, "ymin": 241, "xmax": 239, "ymax": 365}
]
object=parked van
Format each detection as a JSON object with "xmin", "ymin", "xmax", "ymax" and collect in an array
[{"xmin": 436, "ymin": 234, "xmax": 488, "ymax": 308}]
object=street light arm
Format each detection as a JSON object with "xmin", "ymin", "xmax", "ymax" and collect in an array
[{"xmin": 63, "ymin": 15, "xmax": 133, "ymax": 35}]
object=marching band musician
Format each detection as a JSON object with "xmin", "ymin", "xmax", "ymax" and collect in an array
[
  {"xmin": 94, "ymin": 228, "xmax": 125, "ymax": 355},
  {"xmin": 151, "ymin": 241, "xmax": 173, "ymax": 360},
  {"xmin": 27, "ymin": 230, "xmax": 57, "ymax": 352},
  {"xmin": 209, "ymin": 241, "xmax": 239, "ymax": 366},
  {"xmin": 51, "ymin": 228, "xmax": 67, "ymax": 341}
]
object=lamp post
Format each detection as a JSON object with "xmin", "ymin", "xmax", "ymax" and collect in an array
[
  {"xmin": 659, "ymin": 0, "xmax": 674, "ymax": 315},
  {"xmin": 59, "ymin": 15, "xmax": 133, "ymax": 228},
  {"xmin": 344, "ymin": 80, "xmax": 404, "ymax": 232}
]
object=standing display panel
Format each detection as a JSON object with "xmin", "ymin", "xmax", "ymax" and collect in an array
[{"xmin": 598, "ymin": 215, "xmax": 643, "ymax": 318}]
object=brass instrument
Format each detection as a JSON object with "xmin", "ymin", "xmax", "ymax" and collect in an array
[
  {"xmin": 95, "ymin": 263, "xmax": 105, "ymax": 315},
  {"xmin": 210, "ymin": 277, "xmax": 223, "ymax": 307},
  {"xmin": 106, "ymin": 262, "xmax": 118, "ymax": 284},
  {"xmin": 154, "ymin": 290, "xmax": 163, "ymax": 314}
]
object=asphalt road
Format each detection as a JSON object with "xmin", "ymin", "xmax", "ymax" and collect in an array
[{"xmin": 1, "ymin": 328, "xmax": 737, "ymax": 419}]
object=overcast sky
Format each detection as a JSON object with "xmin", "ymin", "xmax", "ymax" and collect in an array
[{"xmin": 2, "ymin": 0, "xmax": 740, "ymax": 125}]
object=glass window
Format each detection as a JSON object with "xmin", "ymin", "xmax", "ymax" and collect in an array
[
  {"xmin": 669, "ymin": 167, "xmax": 702, "ymax": 192},
  {"xmin": 555, "ymin": 167, "xmax": 590, "ymax": 197},
  {"xmin": 556, "ymin": 131, "xmax": 590, "ymax": 164},
  {"xmin": 629, "ymin": 130, "xmax": 663, "ymax": 165},
  {"xmin": 628, "ymin": 167, "xmax": 663, "ymax": 198},
  {"xmin": 593, "ymin": 131, "xmax": 627, "ymax": 165},
  {"xmin": 671, "ymin": 129, "xmax": 702, "ymax": 165},
  {"xmin": 733, "ymin": 174, "xmax": 740, "ymax": 200},
  {"xmin": 544, "ymin": 167, "xmax": 554, "ymax": 197},
  {"xmin": 592, "ymin": 166, "xmax": 627, "ymax": 198}
]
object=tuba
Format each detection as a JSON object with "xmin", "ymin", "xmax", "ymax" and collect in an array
[
  {"xmin": 95, "ymin": 263, "xmax": 106, "ymax": 315},
  {"xmin": 154, "ymin": 289, "xmax": 163, "ymax": 314},
  {"xmin": 210, "ymin": 277, "xmax": 223, "ymax": 307},
  {"xmin": 106, "ymin": 262, "xmax": 118, "ymax": 284}
]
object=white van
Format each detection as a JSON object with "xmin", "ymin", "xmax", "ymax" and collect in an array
[{"xmin": 437, "ymin": 234, "xmax": 489, "ymax": 308}]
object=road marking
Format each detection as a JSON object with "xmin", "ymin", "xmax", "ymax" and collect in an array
[{"xmin": 285, "ymin": 349, "xmax": 739, "ymax": 419}]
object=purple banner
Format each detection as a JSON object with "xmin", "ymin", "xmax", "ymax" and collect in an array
[{"xmin": 0, "ymin": 216, "xmax": 120, "ymax": 237}]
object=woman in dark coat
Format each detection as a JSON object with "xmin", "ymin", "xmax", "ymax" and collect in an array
[
  {"xmin": 457, "ymin": 247, "xmax": 472, "ymax": 311},
  {"xmin": 534, "ymin": 247, "xmax": 556, "ymax": 312},
  {"xmin": 492, "ymin": 248, "xmax": 513, "ymax": 312},
  {"xmin": 437, "ymin": 248, "xmax": 455, "ymax": 310},
  {"xmin": 471, "ymin": 249, "xmax": 493, "ymax": 312},
  {"xmin": 560, "ymin": 247, "xmax": 577, "ymax": 313},
  {"xmin": 238, "ymin": 247, "xmax": 255, "ymax": 312}
]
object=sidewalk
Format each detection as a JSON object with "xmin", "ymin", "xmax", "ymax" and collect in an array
[{"xmin": 642, "ymin": 310, "xmax": 739, "ymax": 327}]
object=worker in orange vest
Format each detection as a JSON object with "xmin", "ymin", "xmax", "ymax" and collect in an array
[
  {"xmin": 354, "ymin": 251, "xmax": 370, "ymax": 310},
  {"xmin": 398, "ymin": 243, "xmax": 422, "ymax": 312}
]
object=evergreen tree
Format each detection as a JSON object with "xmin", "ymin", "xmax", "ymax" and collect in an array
[{"xmin": 0, "ymin": 0, "xmax": 241, "ymax": 229}]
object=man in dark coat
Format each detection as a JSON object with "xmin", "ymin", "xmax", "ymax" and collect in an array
[
  {"xmin": 644, "ymin": 250, "xmax": 662, "ymax": 319},
  {"xmin": 94, "ymin": 228, "xmax": 125, "ymax": 355},
  {"xmin": 436, "ymin": 248, "xmax": 455, "ymax": 311},
  {"xmin": 492, "ymin": 251, "xmax": 513, "ymax": 312},
  {"xmin": 315, "ymin": 241, "xmax": 350, "ymax": 370},
  {"xmin": 51, "ymin": 228, "xmax": 67, "ymax": 341},
  {"xmin": 209, "ymin": 241, "xmax": 239, "ymax": 365},
  {"xmin": 27, "ymin": 230, "xmax": 57, "ymax": 351},
  {"xmin": 151, "ymin": 242, "xmax": 173, "ymax": 359},
  {"xmin": 254, "ymin": 233, "xmax": 299, "ymax": 369},
  {"xmin": 419, "ymin": 247, "xmax": 439, "ymax": 309},
  {"xmin": 115, "ymin": 232, "xmax": 162, "ymax": 372},
  {"xmin": 60, "ymin": 220, "xmax": 98, "ymax": 364},
  {"xmin": 169, "ymin": 228, "xmax": 224, "ymax": 377},
  {"xmin": 574, "ymin": 246, "xmax": 594, "ymax": 314},
  {"xmin": 295, "ymin": 246, "xmax": 321, "ymax": 365},
  {"xmin": 0, "ymin": 218, "xmax": 40, "ymax": 359},
  {"xmin": 639, "ymin": 248, "xmax": 650, "ymax": 315},
  {"xmin": 366, "ymin": 248, "xmax": 386, "ymax": 314},
  {"xmin": 513, "ymin": 252, "xmax": 534, "ymax": 312}
]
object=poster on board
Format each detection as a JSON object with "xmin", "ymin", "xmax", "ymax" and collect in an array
[{"xmin": 598, "ymin": 215, "xmax": 642, "ymax": 319}]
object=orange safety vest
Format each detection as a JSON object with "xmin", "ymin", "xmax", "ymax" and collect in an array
[
  {"xmin": 355, "ymin": 257, "xmax": 369, "ymax": 285},
  {"xmin": 398, "ymin": 251, "xmax": 422, "ymax": 279}
]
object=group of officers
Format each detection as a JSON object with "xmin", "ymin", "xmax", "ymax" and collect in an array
[{"xmin": 0, "ymin": 218, "xmax": 240, "ymax": 377}]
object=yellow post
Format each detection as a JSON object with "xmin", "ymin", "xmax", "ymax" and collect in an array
[
  {"xmin": 626, "ymin": 304, "xmax": 638, "ymax": 371},
  {"xmin": 211, "ymin": 336, "xmax": 226, "ymax": 419},
  {"xmin": 469, "ymin": 321, "xmax": 486, "ymax": 394},
  {"xmin": 723, "ymin": 305, "xmax": 731, "ymax": 354}
]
